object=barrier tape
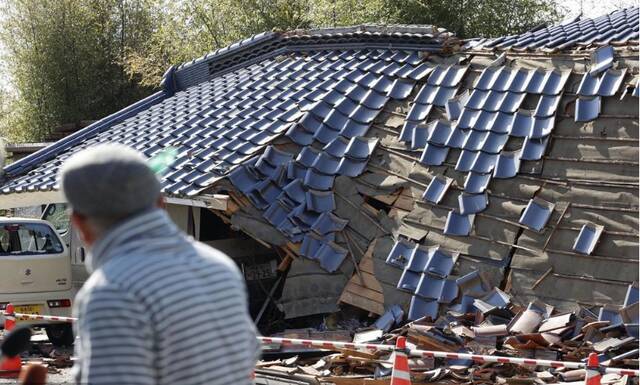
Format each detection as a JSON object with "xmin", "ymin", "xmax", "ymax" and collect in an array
[
  {"xmin": 259, "ymin": 336, "xmax": 640, "ymax": 377},
  {"xmin": 3, "ymin": 309, "xmax": 638, "ymax": 377},
  {"xmin": 2, "ymin": 311, "xmax": 77, "ymax": 323}
]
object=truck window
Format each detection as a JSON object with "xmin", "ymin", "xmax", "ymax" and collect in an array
[
  {"xmin": 42, "ymin": 204, "xmax": 70, "ymax": 235},
  {"xmin": 0, "ymin": 223, "xmax": 64, "ymax": 255}
]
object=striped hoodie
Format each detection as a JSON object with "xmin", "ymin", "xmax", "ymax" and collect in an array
[{"xmin": 72, "ymin": 208, "xmax": 259, "ymax": 385}]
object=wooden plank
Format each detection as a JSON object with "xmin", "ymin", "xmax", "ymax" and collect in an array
[
  {"xmin": 339, "ymin": 290, "xmax": 385, "ymax": 315},
  {"xmin": 344, "ymin": 284, "xmax": 385, "ymax": 303}
]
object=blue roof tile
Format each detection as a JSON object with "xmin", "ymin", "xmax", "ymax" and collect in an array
[
  {"xmin": 521, "ymin": 136, "xmax": 549, "ymax": 161},
  {"xmin": 323, "ymin": 136, "xmax": 350, "ymax": 158},
  {"xmin": 386, "ymin": 238, "xmax": 416, "ymax": 269},
  {"xmin": 455, "ymin": 149, "xmax": 478, "ymax": 172},
  {"xmin": 511, "ymin": 111, "xmax": 534, "ymax": 137},
  {"xmin": 444, "ymin": 211, "xmax": 475, "ymax": 236},
  {"xmin": 419, "ymin": 143, "xmax": 449, "ymax": 166},
  {"xmin": 311, "ymin": 152, "xmax": 341, "ymax": 174},
  {"xmin": 387, "ymin": 79, "xmax": 415, "ymax": 99},
  {"xmin": 415, "ymin": 275, "xmax": 446, "ymax": 299},
  {"xmin": 408, "ymin": 296, "xmax": 439, "ymax": 320},
  {"xmin": 493, "ymin": 150, "xmax": 521, "ymax": 179},
  {"xmin": 575, "ymin": 96, "xmax": 602, "ymax": 122},
  {"xmin": 519, "ymin": 198, "xmax": 555, "ymax": 232},
  {"xmin": 425, "ymin": 247, "xmax": 459, "ymax": 278},
  {"xmin": 398, "ymin": 269, "xmax": 422, "ymax": 292},
  {"xmin": 597, "ymin": 68, "xmax": 628, "ymax": 96},
  {"xmin": 534, "ymin": 94, "xmax": 562, "ymax": 117},
  {"xmin": 590, "ymin": 45, "xmax": 615, "ymax": 75},
  {"xmin": 446, "ymin": 126, "xmax": 469, "ymax": 148},
  {"xmin": 458, "ymin": 192, "xmax": 489, "ymax": 214},
  {"xmin": 317, "ymin": 241, "xmax": 348, "ymax": 272},
  {"xmin": 304, "ymin": 168, "xmax": 335, "ymax": 190},
  {"xmin": 573, "ymin": 222, "xmax": 604, "ymax": 255},
  {"xmin": 624, "ymin": 283, "xmax": 639, "ymax": 307},
  {"xmin": 407, "ymin": 103, "xmax": 432, "ymax": 122},
  {"xmin": 421, "ymin": 175, "xmax": 453, "ymax": 204},
  {"xmin": 464, "ymin": 172, "xmax": 492, "ymax": 193}
]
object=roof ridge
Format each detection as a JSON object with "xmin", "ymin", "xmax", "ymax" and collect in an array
[{"xmin": 169, "ymin": 25, "xmax": 454, "ymax": 91}]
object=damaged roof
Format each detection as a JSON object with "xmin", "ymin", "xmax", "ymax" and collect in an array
[{"xmin": 1, "ymin": 10, "xmax": 638, "ymax": 321}]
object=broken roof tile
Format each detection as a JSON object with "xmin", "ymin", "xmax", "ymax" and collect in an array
[
  {"xmin": 493, "ymin": 150, "xmax": 521, "ymax": 179},
  {"xmin": 228, "ymin": 164, "xmax": 261, "ymax": 193},
  {"xmin": 438, "ymin": 279, "xmax": 459, "ymax": 304},
  {"xmin": 597, "ymin": 68, "xmax": 627, "ymax": 96},
  {"xmin": 287, "ymin": 161, "xmax": 308, "ymax": 180},
  {"xmin": 432, "ymin": 86, "xmax": 459, "ymax": 107},
  {"xmin": 425, "ymin": 247, "xmax": 459, "ymax": 278},
  {"xmin": 261, "ymin": 145, "xmax": 294, "ymax": 166},
  {"xmin": 263, "ymin": 200, "xmax": 291, "ymax": 227},
  {"xmin": 573, "ymin": 222, "xmax": 604, "ymax": 255},
  {"xmin": 530, "ymin": 116, "xmax": 555, "ymax": 138},
  {"xmin": 422, "ymin": 175, "xmax": 453, "ymax": 204},
  {"xmin": 406, "ymin": 246, "xmax": 431, "ymax": 272},
  {"xmin": 590, "ymin": 45, "xmax": 615, "ymax": 75},
  {"xmin": 300, "ymin": 233, "xmax": 324, "ymax": 259},
  {"xmin": 464, "ymin": 172, "xmax": 491, "ymax": 194},
  {"xmin": 408, "ymin": 296, "xmax": 439, "ymax": 321},
  {"xmin": 317, "ymin": 241, "xmax": 348, "ymax": 272},
  {"xmin": 575, "ymin": 96, "xmax": 602, "ymax": 122},
  {"xmin": 428, "ymin": 120, "xmax": 454, "ymax": 145},
  {"xmin": 444, "ymin": 211, "xmax": 475, "ymax": 236},
  {"xmin": 511, "ymin": 110, "xmax": 534, "ymax": 137},
  {"xmin": 519, "ymin": 198, "xmax": 555, "ymax": 232},
  {"xmin": 415, "ymin": 275, "xmax": 446, "ymax": 299},
  {"xmin": 337, "ymin": 157, "xmax": 368, "ymax": 177},
  {"xmin": 521, "ymin": 136, "xmax": 549, "ymax": 161},
  {"xmin": 311, "ymin": 152, "xmax": 340, "ymax": 174},
  {"xmin": 398, "ymin": 269, "xmax": 422, "ymax": 292},
  {"xmin": 303, "ymin": 168, "xmax": 335, "ymax": 190},
  {"xmin": 419, "ymin": 143, "xmax": 450, "ymax": 166},
  {"xmin": 282, "ymin": 179, "xmax": 306, "ymax": 204},
  {"xmin": 458, "ymin": 192, "xmax": 489, "ymax": 214},
  {"xmin": 306, "ymin": 189, "xmax": 336, "ymax": 212},
  {"xmin": 311, "ymin": 212, "xmax": 348, "ymax": 234},
  {"xmin": 386, "ymin": 238, "xmax": 416, "ymax": 269}
]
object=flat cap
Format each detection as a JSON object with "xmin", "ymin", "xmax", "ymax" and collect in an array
[{"xmin": 59, "ymin": 144, "xmax": 161, "ymax": 219}]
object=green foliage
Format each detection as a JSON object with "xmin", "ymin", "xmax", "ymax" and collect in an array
[
  {"xmin": 0, "ymin": 0, "xmax": 156, "ymax": 141},
  {"xmin": 0, "ymin": 0, "xmax": 561, "ymax": 142}
]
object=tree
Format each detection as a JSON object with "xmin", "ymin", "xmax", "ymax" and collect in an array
[
  {"xmin": 0, "ymin": 0, "xmax": 156, "ymax": 141},
  {"xmin": 0, "ymin": 0, "xmax": 562, "ymax": 142}
]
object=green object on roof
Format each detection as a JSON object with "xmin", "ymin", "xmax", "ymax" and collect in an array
[{"xmin": 148, "ymin": 147, "xmax": 178, "ymax": 175}]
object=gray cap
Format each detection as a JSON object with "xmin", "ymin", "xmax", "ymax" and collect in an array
[{"xmin": 59, "ymin": 144, "xmax": 161, "ymax": 219}]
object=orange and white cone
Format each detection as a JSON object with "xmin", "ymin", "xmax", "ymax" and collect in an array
[
  {"xmin": 390, "ymin": 336, "xmax": 411, "ymax": 385},
  {"xmin": 0, "ymin": 304, "xmax": 22, "ymax": 377},
  {"xmin": 584, "ymin": 352, "xmax": 601, "ymax": 385}
]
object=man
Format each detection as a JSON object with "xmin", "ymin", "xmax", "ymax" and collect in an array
[{"xmin": 59, "ymin": 144, "xmax": 259, "ymax": 385}]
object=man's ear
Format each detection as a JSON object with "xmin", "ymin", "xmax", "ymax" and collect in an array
[
  {"xmin": 70, "ymin": 212, "xmax": 95, "ymax": 247},
  {"xmin": 156, "ymin": 195, "xmax": 166, "ymax": 209}
]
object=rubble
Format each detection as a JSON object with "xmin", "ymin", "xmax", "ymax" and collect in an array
[{"xmin": 258, "ymin": 287, "xmax": 640, "ymax": 384}]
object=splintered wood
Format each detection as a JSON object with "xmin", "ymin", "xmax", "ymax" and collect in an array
[{"xmin": 339, "ymin": 239, "xmax": 385, "ymax": 315}]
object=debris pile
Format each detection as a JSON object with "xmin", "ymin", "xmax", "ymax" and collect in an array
[{"xmin": 258, "ymin": 283, "xmax": 640, "ymax": 384}]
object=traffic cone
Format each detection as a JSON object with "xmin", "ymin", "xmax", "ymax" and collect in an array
[
  {"xmin": 584, "ymin": 352, "xmax": 601, "ymax": 385},
  {"xmin": 390, "ymin": 336, "xmax": 411, "ymax": 385},
  {"xmin": 0, "ymin": 304, "xmax": 22, "ymax": 377}
]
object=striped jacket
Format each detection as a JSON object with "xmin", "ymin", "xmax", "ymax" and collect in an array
[{"xmin": 72, "ymin": 209, "xmax": 259, "ymax": 385}]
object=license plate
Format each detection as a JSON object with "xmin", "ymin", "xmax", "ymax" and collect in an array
[{"xmin": 14, "ymin": 304, "xmax": 43, "ymax": 321}]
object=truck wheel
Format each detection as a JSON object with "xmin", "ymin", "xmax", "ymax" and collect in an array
[{"xmin": 45, "ymin": 324, "xmax": 74, "ymax": 347}]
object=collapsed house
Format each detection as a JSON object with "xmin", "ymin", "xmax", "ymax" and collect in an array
[{"xmin": 0, "ymin": 8, "xmax": 637, "ymax": 336}]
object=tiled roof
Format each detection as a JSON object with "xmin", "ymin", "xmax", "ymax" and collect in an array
[
  {"xmin": 1, "ymin": 14, "xmax": 639, "ymax": 319},
  {"xmin": 469, "ymin": 7, "xmax": 639, "ymax": 51},
  {"xmin": 1, "ymin": 26, "xmax": 453, "ymax": 197}
]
